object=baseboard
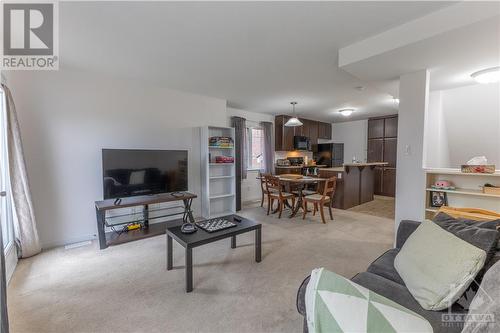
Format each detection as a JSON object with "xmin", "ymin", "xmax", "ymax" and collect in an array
[
  {"xmin": 5, "ymin": 242, "xmax": 18, "ymax": 283},
  {"xmin": 41, "ymin": 214, "xmax": 204, "ymax": 249},
  {"xmin": 242, "ymin": 199, "xmax": 261, "ymax": 205}
]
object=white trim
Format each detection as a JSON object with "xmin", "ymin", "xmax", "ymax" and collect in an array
[{"xmin": 5, "ymin": 241, "xmax": 17, "ymax": 283}]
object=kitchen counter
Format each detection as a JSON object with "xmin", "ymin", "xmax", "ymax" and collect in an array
[
  {"xmin": 319, "ymin": 162, "xmax": 387, "ymax": 209},
  {"xmin": 275, "ymin": 165, "xmax": 327, "ymax": 168},
  {"xmin": 320, "ymin": 163, "xmax": 387, "ymax": 173},
  {"xmin": 320, "ymin": 167, "xmax": 345, "ymax": 172},
  {"xmin": 343, "ymin": 162, "xmax": 388, "ymax": 167}
]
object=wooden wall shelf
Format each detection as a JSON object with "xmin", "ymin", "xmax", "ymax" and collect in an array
[
  {"xmin": 425, "ymin": 188, "xmax": 500, "ymax": 199},
  {"xmin": 424, "ymin": 169, "xmax": 500, "ymax": 219}
]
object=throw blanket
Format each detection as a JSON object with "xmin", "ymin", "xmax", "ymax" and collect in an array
[
  {"xmin": 305, "ymin": 268, "xmax": 433, "ymax": 333},
  {"xmin": 462, "ymin": 260, "xmax": 500, "ymax": 333}
]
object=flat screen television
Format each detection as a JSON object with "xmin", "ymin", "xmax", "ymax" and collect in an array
[{"xmin": 102, "ymin": 149, "xmax": 188, "ymax": 199}]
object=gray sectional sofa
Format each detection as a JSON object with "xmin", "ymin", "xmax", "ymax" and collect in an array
[{"xmin": 296, "ymin": 219, "xmax": 500, "ymax": 333}]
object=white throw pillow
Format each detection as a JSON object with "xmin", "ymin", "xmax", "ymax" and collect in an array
[{"xmin": 394, "ymin": 220, "xmax": 486, "ymax": 311}]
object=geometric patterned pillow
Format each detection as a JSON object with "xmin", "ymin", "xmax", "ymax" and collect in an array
[{"xmin": 305, "ymin": 268, "xmax": 433, "ymax": 333}]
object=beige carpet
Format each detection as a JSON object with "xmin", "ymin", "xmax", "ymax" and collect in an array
[{"xmin": 8, "ymin": 206, "xmax": 394, "ymax": 333}]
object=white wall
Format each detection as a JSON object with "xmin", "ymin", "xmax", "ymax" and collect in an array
[
  {"xmin": 442, "ymin": 83, "xmax": 500, "ymax": 167},
  {"xmin": 395, "ymin": 70, "xmax": 429, "ymax": 230},
  {"xmin": 331, "ymin": 120, "xmax": 368, "ymax": 163},
  {"xmin": 424, "ymin": 83, "xmax": 500, "ymax": 169},
  {"xmin": 424, "ymin": 91, "xmax": 450, "ymax": 168},
  {"xmin": 6, "ymin": 70, "xmax": 227, "ymax": 248},
  {"xmin": 227, "ymin": 107, "xmax": 274, "ymax": 204}
]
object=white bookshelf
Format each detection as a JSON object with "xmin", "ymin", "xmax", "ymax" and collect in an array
[
  {"xmin": 200, "ymin": 126, "xmax": 236, "ymax": 218},
  {"xmin": 424, "ymin": 168, "xmax": 500, "ymax": 219}
]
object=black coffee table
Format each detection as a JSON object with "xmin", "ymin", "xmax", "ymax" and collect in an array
[{"xmin": 166, "ymin": 215, "xmax": 262, "ymax": 292}]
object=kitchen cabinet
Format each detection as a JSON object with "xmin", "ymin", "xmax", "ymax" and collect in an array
[
  {"xmin": 302, "ymin": 119, "xmax": 318, "ymax": 148},
  {"xmin": 275, "ymin": 115, "xmax": 331, "ymax": 151},
  {"xmin": 367, "ymin": 139, "xmax": 383, "ymax": 163},
  {"xmin": 319, "ymin": 163, "xmax": 383, "ymax": 210},
  {"xmin": 374, "ymin": 167, "xmax": 383, "ymax": 194},
  {"xmin": 298, "ymin": 118, "xmax": 308, "ymax": 137},
  {"xmin": 384, "ymin": 138, "xmax": 397, "ymax": 167},
  {"xmin": 382, "ymin": 168, "xmax": 396, "ymax": 197},
  {"xmin": 384, "ymin": 116, "xmax": 398, "ymax": 138},
  {"xmin": 275, "ymin": 115, "xmax": 284, "ymax": 151},
  {"xmin": 275, "ymin": 115, "xmax": 297, "ymax": 151},
  {"xmin": 318, "ymin": 122, "xmax": 332, "ymax": 139},
  {"xmin": 368, "ymin": 118, "xmax": 384, "ymax": 139},
  {"xmin": 367, "ymin": 115, "xmax": 398, "ymax": 197}
]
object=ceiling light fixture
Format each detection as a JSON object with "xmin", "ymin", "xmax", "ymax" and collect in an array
[
  {"xmin": 284, "ymin": 102, "xmax": 303, "ymax": 127},
  {"xmin": 393, "ymin": 98, "xmax": 400, "ymax": 104},
  {"xmin": 471, "ymin": 67, "xmax": 500, "ymax": 84},
  {"xmin": 339, "ymin": 109, "xmax": 354, "ymax": 117}
]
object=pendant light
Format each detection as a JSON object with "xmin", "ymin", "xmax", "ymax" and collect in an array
[{"xmin": 284, "ymin": 102, "xmax": 303, "ymax": 127}]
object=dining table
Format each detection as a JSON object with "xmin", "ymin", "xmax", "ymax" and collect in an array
[{"xmin": 259, "ymin": 174, "xmax": 327, "ymax": 218}]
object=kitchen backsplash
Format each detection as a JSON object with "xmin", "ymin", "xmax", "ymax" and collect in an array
[{"xmin": 275, "ymin": 151, "xmax": 313, "ymax": 161}]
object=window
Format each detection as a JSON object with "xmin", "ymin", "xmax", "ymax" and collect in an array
[
  {"xmin": 247, "ymin": 127, "xmax": 264, "ymax": 170},
  {"xmin": 0, "ymin": 88, "xmax": 14, "ymax": 250}
]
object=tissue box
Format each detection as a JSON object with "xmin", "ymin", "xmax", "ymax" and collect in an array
[{"xmin": 461, "ymin": 165, "xmax": 495, "ymax": 174}]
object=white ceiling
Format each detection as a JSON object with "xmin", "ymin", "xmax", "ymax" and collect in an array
[
  {"xmin": 59, "ymin": 1, "xmax": 455, "ymax": 122},
  {"xmin": 340, "ymin": 4, "xmax": 500, "ymax": 99}
]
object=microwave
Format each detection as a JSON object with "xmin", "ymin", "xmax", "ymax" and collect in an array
[{"xmin": 293, "ymin": 136, "xmax": 310, "ymax": 151}]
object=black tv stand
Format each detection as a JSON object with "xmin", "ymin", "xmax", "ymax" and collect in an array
[{"xmin": 94, "ymin": 192, "xmax": 197, "ymax": 249}]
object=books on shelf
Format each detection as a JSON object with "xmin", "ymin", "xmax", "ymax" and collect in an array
[
  {"xmin": 209, "ymin": 136, "xmax": 234, "ymax": 148},
  {"xmin": 214, "ymin": 156, "xmax": 234, "ymax": 164}
]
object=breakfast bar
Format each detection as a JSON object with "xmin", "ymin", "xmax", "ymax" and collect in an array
[{"xmin": 319, "ymin": 162, "xmax": 388, "ymax": 209}]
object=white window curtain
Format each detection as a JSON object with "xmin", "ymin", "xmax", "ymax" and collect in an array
[
  {"xmin": 0, "ymin": 85, "xmax": 9, "ymax": 333},
  {"xmin": 2, "ymin": 84, "xmax": 41, "ymax": 258}
]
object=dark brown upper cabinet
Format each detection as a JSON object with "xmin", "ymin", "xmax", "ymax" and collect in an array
[
  {"xmin": 384, "ymin": 116, "xmax": 398, "ymax": 138},
  {"xmin": 367, "ymin": 115, "xmax": 398, "ymax": 197},
  {"xmin": 275, "ymin": 115, "xmax": 301, "ymax": 151},
  {"xmin": 308, "ymin": 120, "xmax": 319, "ymax": 146},
  {"xmin": 274, "ymin": 115, "xmax": 331, "ymax": 151},
  {"xmin": 368, "ymin": 118, "xmax": 384, "ymax": 139},
  {"xmin": 318, "ymin": 122, "xmax": 332, "ymax": 139}
]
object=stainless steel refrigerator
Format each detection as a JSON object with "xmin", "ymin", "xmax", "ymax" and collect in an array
[{"xmin": 314, "ymin": 143, "xmax": 344, "ymax": 167}]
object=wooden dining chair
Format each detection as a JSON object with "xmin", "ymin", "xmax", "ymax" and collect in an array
[
  {"xmin": 302, "ymin": 176, "xmax": 337, "ymax": 224},
  {"xmin": 259, "ymin": 172, "xmax": 272, "ymax": 207},
  {"xmin": 265, "ymin": 175, "xmax": 295, "ymax": 218}
]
